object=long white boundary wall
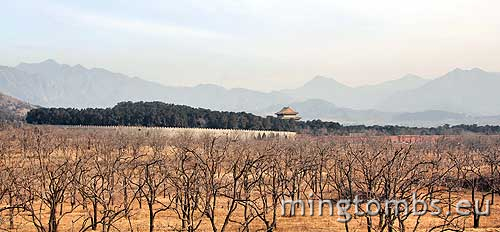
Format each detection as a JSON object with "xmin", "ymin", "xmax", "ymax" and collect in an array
[{"xmin": 56, "ymin": 125, "xmax": 296, "ymax": 139}]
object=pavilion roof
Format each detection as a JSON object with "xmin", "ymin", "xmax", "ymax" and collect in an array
[{"xmin": 275, "ymin": 107, "xmax": 298, "ymax": 115}]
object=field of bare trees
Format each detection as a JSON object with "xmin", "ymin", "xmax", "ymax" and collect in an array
[{"xmin": 0, "ymin": 125, "xmax": 499, "ymax": 231}]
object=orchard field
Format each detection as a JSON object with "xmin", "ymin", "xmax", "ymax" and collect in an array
[{"xmin": 0, "ymin": 125, "xmax": 499, "ymax": 231}]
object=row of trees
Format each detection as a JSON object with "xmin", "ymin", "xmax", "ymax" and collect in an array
[
  {"xmin": 26, "ymin": 101, "xmax": 305, "ymax": 131},
  {"xmin": 0, "ymin": 125, "xmax": 499, "ymax": 231},
  {"xmin": 25, "ymin": 101, "xmax": 500, "ymax": 135}
]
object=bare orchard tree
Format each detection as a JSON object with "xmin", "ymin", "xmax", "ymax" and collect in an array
[
  {"xmin": 130, "ymin": 132, "xmax": 172, "ymax": 232},
  {"xmin": 349, "ymin": 139, "xmax": 388, "ymax": 232},
  {"xmin": 75, "ymin": 132, "xmax": 141, "ymax": 232},
  {"xmin": 459, "ymin": 137, "xmax": 495, "ymax": 228},
  {"xmin": 325, "ymin": 142, "xmax": 356, "ymax": 232},
  {"xmin": 168, "ymin": 134, "xmax": 204, "ymax": 232},
  {"xmin": 228, "ymin": 140, "xmax": 268, "ymax": 232},
  {"xmin": 190, "ymin": 135, "xmax": 265, "ymax": 232},
  {"xmin": 0, "ymin": 128, "xmax": 26, "ymax": 230},
  {"xmin": 18, "ymin": 128, "xmax": 79, "ymax": 232},
  {"xmin": 250, "ymin": 139, "xmax": 286, "ymax": 232},
  {"xmin": 477, "ymin": 137, "xmax": 500, "ymax": 204}
]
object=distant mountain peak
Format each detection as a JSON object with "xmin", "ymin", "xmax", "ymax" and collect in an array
[
  {"xmin": 304, "ymin": 75, "xmax": 347, "ymax": 87},
  {"xmin": 444, "ymin": 68, "xmax": 466, "ymax": 77},
  {"xmin": 73, "ymin": 64, "xmax": 87, "ymax": 71},
  {"xmin": 16, "ymin": 59, "xmax": 63, "ymax": 73},
  {"xmin": 194, "ymin": 83, "xmax": 226, "ymax": 90},
  {"xmin": 400, "ymin": 74, "xmax": 424, "ymax": 80},
  {"xmin": 42, "ymin": 59, "xmax": 59, "ymax": 65},
  {"xmin": 471, "ymin": 67, "xmax": 485, "ymax": 73},
  {"xmin": 311, "ymin": 75, "xmax": 332, "ymax": 81},
  {"xmin": 448, "ymin": 67, "xmax": 487, "ymax": 75},
  {"xmin": 439, "ymin": 67, "xmax": 493, "ymax": 82}
]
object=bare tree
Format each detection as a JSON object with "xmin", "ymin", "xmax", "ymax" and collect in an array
[
  {"xmin": 130, "ymin": 133, "xmax": 172, "ymax": 232},
  {"xmin": 18, "ymin": 129, "xmax": 78, "ymax": 232},
  {"xmin": 168, "ymin": 134, "xmax": 204, "ymax": 232}
]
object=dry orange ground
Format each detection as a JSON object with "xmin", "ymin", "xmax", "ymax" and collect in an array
[{"xmin": 3, "ymin": 195, "xmax": 500, "ymax": 232}]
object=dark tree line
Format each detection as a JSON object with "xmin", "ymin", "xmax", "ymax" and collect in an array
[
  {"xmin": 25, "ymin": 101, "xmax": 500, "ymax": 135},
  {"xmin": 26, "ymin": 101, "xmax": 305, "ymax": 131}
]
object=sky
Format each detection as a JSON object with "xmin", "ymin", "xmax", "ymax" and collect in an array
[{"xmin": 2, "ymin": 0, "xmax": 500, "ymax": 91}]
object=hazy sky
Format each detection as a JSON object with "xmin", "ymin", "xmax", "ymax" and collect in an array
[{"xmin": 2, "ymin": 0, "xmax": 500, "ymax": 91}]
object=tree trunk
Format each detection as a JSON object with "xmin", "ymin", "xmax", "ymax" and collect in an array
[
  {"xmin": 149, "ymin": 202, "xmax": 155, "ymax": 232},
  {"xmin": 9, "ymin": 192, "xmax": 14, "ymax": 229},
  {"xmin": 473, "ymin": 215, "xmax": 480, "ymax": 228},
  {"xmin": 49, "ymin": 203, "xmax": 57, "ymax": 232},
  {"xmin": 92, "ymin": 198, "xmax": 98, "ymax": 230}
]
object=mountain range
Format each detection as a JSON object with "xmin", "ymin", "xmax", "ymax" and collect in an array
[
  {"xmin": 1, "ymin": 59, "xmax": 500, "ymax": 126},
  {"xmin": 278, "ymin": 74, "xmax": 429, "ymax": 110}
]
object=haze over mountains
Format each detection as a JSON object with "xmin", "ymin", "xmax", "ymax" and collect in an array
[
  {"xmin": 0, "ymin": 59, "xmax": 290, "ymax": 112},
  {"xmin": 1, "ymin": 59, "xmax": 500, "ymax": 126},
  {"xmin": 378, "ymin": 68, "xmax": 500, "ymax": 115},
  {"xmin": 279, "ymin": 74, "xmax": 430, "ymax": 110}
]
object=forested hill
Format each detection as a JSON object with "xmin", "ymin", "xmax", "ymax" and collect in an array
[
  {"xmin": 25, "ymin": 101, "xmax": 312, "ymax": 131},
  {"xmin": 26, "ymin": 101, "xmax": 500, "ymax": 135}
]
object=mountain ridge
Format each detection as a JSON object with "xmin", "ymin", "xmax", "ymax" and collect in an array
[
  {"xmin": 2, "ymin": 59, "xmax": 500, "ymax": 126},
  {"xmin": 378, "ymin": 68, "xmax": 500, "ymax": 115},
  {"xmin": 278, "ymin": 73, "xmax": 429, "ymax": 109}
]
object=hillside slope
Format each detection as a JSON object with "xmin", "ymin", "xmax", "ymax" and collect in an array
[{"xmin": 0, "ymin": 92, "xmax": 34, "ymax": 121}]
